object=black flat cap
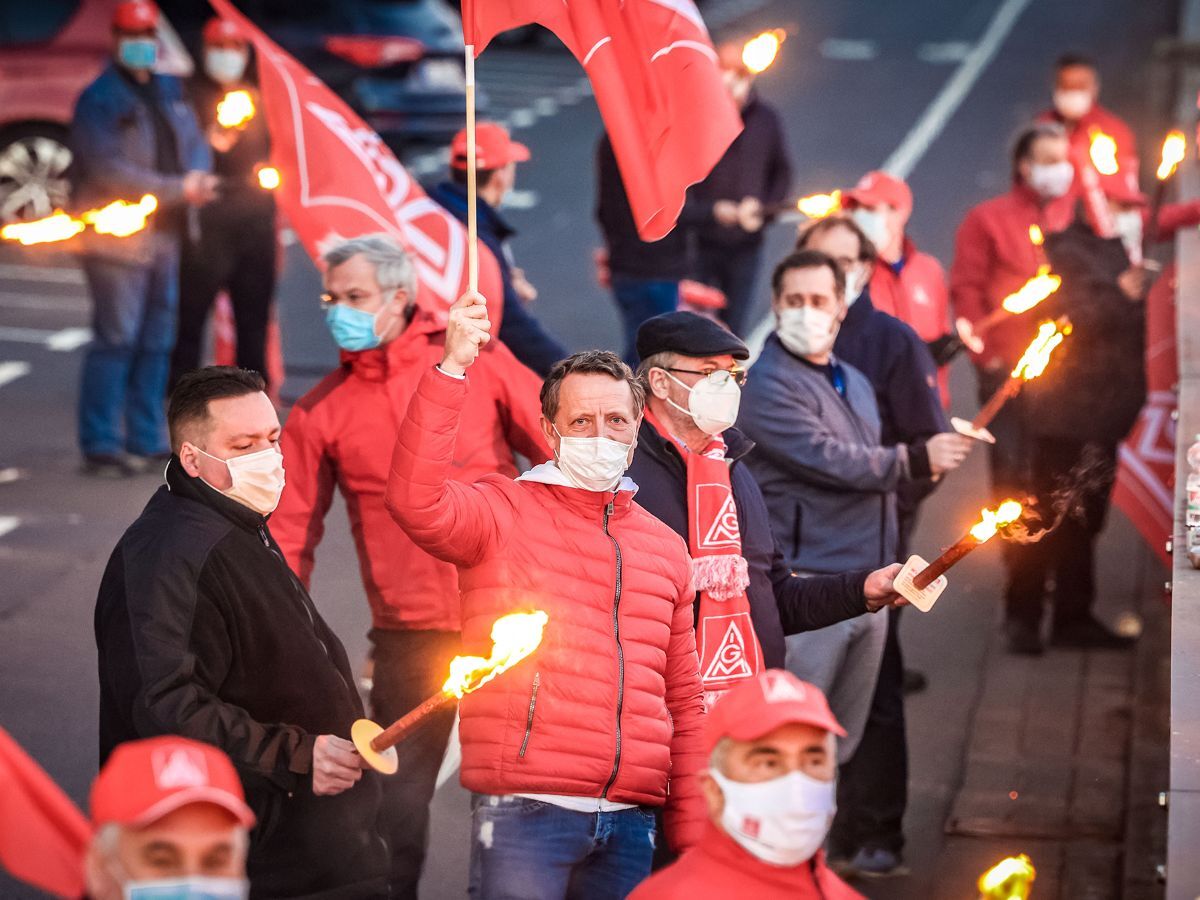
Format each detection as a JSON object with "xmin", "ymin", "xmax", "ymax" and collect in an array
[{"xmin": 635, "ymin": 311, "xmax": 749, "ymax": 363}]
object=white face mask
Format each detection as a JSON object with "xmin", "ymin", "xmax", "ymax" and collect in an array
[
  {"xmin": 1113, "ymin": 209, "xmax": 1143, "ymax": 256},
  {"xmin": 777, "ymin": 307, "xmax": 839, "ymax": 359},
  {"xmin": 552, "ymin": 426, "xmax": 631, "ymax": 492},
  {"xmin": 1053, "ymin": 89, "xmax": 1093, "ymax": 121},
  {"xmin": 709, "ymin": 768, "xmax": 836, "ymax": 867},
  {"xmin": 850, "ymin": 207, "xmax": 889, "ymax": 250},
  {"xmin": 192, "ymin": 445, "xmax": 286, "ymax": 516},
  {"xmin": 664, "ymin": 370, "xmax": 742, "ymax": 436},
  {"xmin": 843, "ymin": 266, "xmax": 865, "ymax": 306},
  {"xmin": 1028, "ymin": 160, "xmax": 1075, "ymax": 199},
  {"xmin": 205, "ymin": 48, "xmax": 249, "ymax": 85}
]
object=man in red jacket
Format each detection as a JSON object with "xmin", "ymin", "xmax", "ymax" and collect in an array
[
  {"xmin": 271, "ymin": 234, "xmax": 548, "ymax": 898},
  {"xmin": 386, "ymin": 292, "xmax": 706, "ymax": 898},
  {"xmin": 629, "ymin": 670, "xmax": 862, "ymax": 899}
]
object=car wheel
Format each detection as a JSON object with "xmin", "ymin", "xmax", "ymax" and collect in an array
[{"xmin": 0, "ymin": 123, "xmax": 73, "ymax": 224}]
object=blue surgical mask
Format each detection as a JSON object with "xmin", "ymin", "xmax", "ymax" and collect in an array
[
  {"xmin": 123, "ymin": 876, "xmax": 249, "ymax": 900},
  {"xmin": 324, "ymin": 304, "xmax": 381, "ymax": 352},
  {"xmin": 118, "ymin": 38, "xmax": 158, "ymax": 71}
]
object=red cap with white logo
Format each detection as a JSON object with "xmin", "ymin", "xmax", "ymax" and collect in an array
[
  {"xmin": 705, "ymin": 669, "xmax": 846, "ymax": 753},
  {"xmin": 91, "ymin": 736, "xmax": 255, "ymax": 829},
  {"xmin": 113, "ymin": 1, "xmax": 159, "ymax": 33},
  {"xmin": 843, "ymin": 170, "xmax": 913, "ymax": 216}
]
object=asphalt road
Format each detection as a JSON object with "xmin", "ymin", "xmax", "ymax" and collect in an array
[{"xmin": 0, "ymin": 0, "xmax": 1176, "ymax": 897}]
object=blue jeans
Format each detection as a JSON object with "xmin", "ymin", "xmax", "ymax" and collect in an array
[
  {"xmin": 610, "ymin": 276, "xmax": 679, "ymax": 364},
  {"xmin": 468, "ymin": 794, "xmax": 656, "ymax": 900},
  {"xmin": 79, "ymin": 236, "xmax": 179, "ymax": 457}
]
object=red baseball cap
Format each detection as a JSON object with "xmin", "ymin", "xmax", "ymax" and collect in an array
[
  {"xmin": 843, "ymin": 170, "xmax": 913, "ymax": 215},
  {"xmin": 451, "ymin": 122, "xmax": 531, "ymax": 171},
  {"xmin": 113, "ymin": 1, "xmax": 159, "ymax": 32},
  {"xmin": 203, "ymin": 17, "xmax": 245, "ymax": 46},
  {"xmin": 1098, "ymin": 162, "xmax": 1147, "ymax": 206},
  {"xmin": 705, "ymin": 670, "xmax": 845, "ymax": 753},
  {"xmin": 91, "ymin": 736, "xmax": 255, "ymax": 829}
]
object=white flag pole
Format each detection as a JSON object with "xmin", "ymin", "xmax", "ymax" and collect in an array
[{"xmin": 465, "ymin": 44, "xmax": 479, "ymax": 295}]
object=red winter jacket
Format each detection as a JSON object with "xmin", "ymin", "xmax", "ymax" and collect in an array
[
  {"xmin": 628, "ymin": 824, "xmax": 863, "ymax": 900},
  {"xmin": 868, "ymin": 237, "xmax": 951, "ymax": 404},
  {"xmin": 385, "ymin": 366, "xmax": 708, "ymax": 850},
  {"xmin": 272, "ymin": 310, "xmax": 548, "ymax": 631}
]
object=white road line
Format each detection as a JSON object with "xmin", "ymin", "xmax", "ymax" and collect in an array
[
  {"xmin": 0, "ymin": 361, "xmax": 31, "ymax": 388},
  {"xmin": 820, "ymin": 39, "xmax": 879, "ymax": 61},
  {"xmin": 0, "ymin": 263, "xmax": 84, "ymax": 285},
  {"xmin": 882, "ymin": 0, "xmax": 1037, "ymax": 179},
  {"xmin": 917, "ymin": 41, "xmax": 974, "ymax": 64},
  {"xmin": 0, "ymin": 325, "xmax": 92, "ymax": 351},
  {"xmin": 0, "ymin": 516, "xmax": 20, "ymax": 538},
  {"xmin": 0, "ymin": 291, "xmax": 89, "ymax": 313}
]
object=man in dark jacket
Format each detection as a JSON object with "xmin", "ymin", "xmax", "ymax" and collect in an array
[
  {"xmin": 1005, "ymin": 174, "xmax": 1147, "ymax": 654},
  {"xmin": 430, "ymin": 121, "xmax": 567, "ymax": 375},
  {"xmin": 689, "ymin": 45, "xmax": 793, "ymax": 337},
  {"xmin": 71, "ymin": 0, "xmax": 216, "ymax": 477},
  {"xmin": 94, "ymin": 366, "xmax": 388, "ymax": 898},
  {"xmin": 170, "ymin": 17, "xmax": 276, "ymax": 390}
]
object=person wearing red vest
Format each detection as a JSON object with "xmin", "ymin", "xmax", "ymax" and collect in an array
[
  {"xmin": 386, "ymin": 293, "xmax": 706, "ymax": 898},
  {"xmin": 629, "ymin": 669, "xmax": 862, "ymax": 900},
  {"xmin": 842, "ymin": 171, "xmax": 955, "ymax": 405},
  {"xmin": 271, "ymin": 234, "xmax": 548, "ymax": 899}
]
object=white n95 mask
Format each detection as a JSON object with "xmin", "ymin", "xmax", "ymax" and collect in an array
[
  {"xmin": 553, "ymin": 427, "xmax": 631, "ymax": 492},
  {"xmin": 665, "ymin": 370, "xmax": 741, "ymax": 436},
  {"xmin": 192, "ymin": 445, "xmax": 286, "ymax": 516},
  {"xmin": 709, "ymin": 768, "xmax": 836, "ymax": 867}
]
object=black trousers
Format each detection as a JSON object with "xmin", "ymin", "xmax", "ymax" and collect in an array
[
  {"xmin": 829, "ymin": 606, "xmax": 907, "ymax": 857},
  {"xmin": 369, "ymin": 628, "xmax": 461, "ymax": 900},
  {"xmin": 170, "ymin": 205, "xmax": 276, "ymax": 389},
  {"xmin": 1004, "ymin": 438, "xmax": 1118, "ymax": 631},
  {"xmin": 696, "ymin": 240, "xmax": 764, "ymax": 338}
]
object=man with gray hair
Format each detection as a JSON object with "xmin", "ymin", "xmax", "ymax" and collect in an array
[{"xmin": 271, "ymin": 233, "xmax": 549, "ymax": 898}]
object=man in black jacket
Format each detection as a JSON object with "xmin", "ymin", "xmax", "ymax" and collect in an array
[{"xmin": 94, "ymin": 366, "xmax": 388, "ymax": 898}]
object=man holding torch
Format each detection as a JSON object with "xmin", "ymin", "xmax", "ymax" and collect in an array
[{"xmin": 385, "ymin": 294, "xmax": 706, "ymax": 897}]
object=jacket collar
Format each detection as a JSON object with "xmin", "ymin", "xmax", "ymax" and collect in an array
[
  {"xmin": 699, "ymin": 823, "xmax": 833, "ymax": 892},
  {"xmin": 165, "ymin": 456, "xmax": 267, "ymax": 534},
  {"xmin": 1010, "ymin": 180, "xmax": 1047, "ymax": 209},
  {"xmin": 636, "ymin": 416, "xmax": 754, "ymax": 471},
  {"xmin": 841, "ymin": 286, "xmax": 876, "ymax": 329},
  {"xmin": 516, "ymin": 461, "xmax": 638, "ymax": 514},
  {"xmin": 764, "ymin": 331, "xmax": 842, "ymax": 370},
  {"xmin": 338, "ymin": 308, "xmax": 443, "ymax": 381},
  {"xmin": 431, "ymin": 180, "xmax": 515, "ymax": 241}
]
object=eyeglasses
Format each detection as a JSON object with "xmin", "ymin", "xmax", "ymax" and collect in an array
[{"xmin": 664, "ymin": 366, "xmax": 747, "ymax": 387}]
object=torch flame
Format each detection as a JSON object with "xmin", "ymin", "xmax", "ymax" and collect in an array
[
  {"xmin": 1089, "ymin": 129, "xmax": 1119, "ymax": 175},
  {"xmin": 796, "ymin": 190, "xmax": 842, "ymax": 219},
  {"xmin": 969, "ymin": 500, "xmax": 1024, "ymax": 543},
  {"xmin": 217, "ymin": 89, "xmax": 256, "ymax": 129},
  {"xmin": 442, "ymin": 610, "xmax": 549, "ymax": 699},
  {"xmin": 1011, "ymin": 318, "xmax": 1071, "ymax": 381},
  {"xmin": 0, "ymin": 211, "xmax": 86, "ymax": 246},
  {"xmin": 978, "ymin": 854, "xmax": 1036, "ymax": 899},
  {"xmin": 1028, "ymin": 224, "xmax": 1044, "ymax": 246},
  {"xmin": 742, "ymin": 30, "xmax": 785, "ymax": 74},
  {"xmin": 256, "ymin": 165, "xmax": 281, "ymax": 191},
  {"xmin": 1156, "ymin": 129, "xmax": 1187, "ymax": 180},
  {"xmin": 83, "ymin": 194, "xmax": 158, "ymax": 238},
  {"xmin": 1001, "ymin": 264, "xmax": 1061, "ymax": 314}
]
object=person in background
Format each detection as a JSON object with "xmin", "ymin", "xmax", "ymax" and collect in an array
[
  {"xmin": 689, "ymin": 42, "xmax": 793, "ymax": 337},
  {"xmin": 629, "ymin": 670, "xmax": 862, "ymax": 899},
  {"xmin": 271, "ymin": 235, "xmax": 548, "ymax": 898},
  {"xmin": 430, "ymin": 122, "xmax": 568, "ymax": 375},
  {"xmin": 84, "ymin": 736, "xmax": 253, "ymax": 900},
  {"xmin": 170, "ymin": 17, "xmax": 276, "ymax": 391},
  {"xmin": 71, "ymin": 0, "xmax": 215, "ymax": 477},
  {"xmin": 94, "ymin": 366, "xmax": 388, "ymax": 897}
]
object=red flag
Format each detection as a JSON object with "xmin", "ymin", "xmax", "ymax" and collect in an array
[
  {"xmin": 462, "ymin": 0, "xmax": 741, "ymax": 241},
  {"xmin": 1112, "ymin": 264, "xmax": 1176, "ymax": 569},
  {"xmin": 208, "ymin": 0, "xmax": 504, "ymax": 326},
  {"xmin": 0, "ymin": 728, "xmax": 91, "ymax": 898}
]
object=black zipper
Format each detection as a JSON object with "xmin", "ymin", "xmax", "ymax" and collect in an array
[
  {"xmin": 600, "ymin": 500, "xmax": 625, "ymax": 798},
  {"xmin": 519, "ymin": 672, "xmax": 540, "ymax": 758}
]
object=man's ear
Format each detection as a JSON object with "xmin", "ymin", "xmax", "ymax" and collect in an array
[
  {"xmin": 646, "ymin": 367, "xmax": 671, "ymax": 400},
  {"xmin": 178, "ymin": 441, "xmax": 202, "ymax": 478},
  {"xmin": 699, "ymin": 771, "xmax": 725, "ymax": 821},
  {"xmin": 539, "ymin": 414, "xmax": 558, "ymax": 455}
]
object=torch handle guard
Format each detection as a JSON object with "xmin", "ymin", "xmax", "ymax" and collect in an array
[{"xmin": 352, "ymin": 691, "xmax": 456, "ymax": 774}]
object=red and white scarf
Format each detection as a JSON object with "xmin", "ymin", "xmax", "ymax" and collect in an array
[{"xmin": 645, "ymin": 409, "xmax": 763, "ymax": 707}]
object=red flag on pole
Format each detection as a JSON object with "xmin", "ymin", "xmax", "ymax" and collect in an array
[
  {"xmin": 208, "ymin": 0, "xmax": 504, "ymax": 327},
  {"xmin": 0, "ymin": 728, "xmax": 91, "ymax": 898},
  {"xmin": 462, "ymin": 0, "xmax": 741, "ymax": 242}
]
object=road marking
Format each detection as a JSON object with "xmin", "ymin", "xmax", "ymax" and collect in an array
[
  {"xmin": 882, "ymin": 0, "xmax": 1037, "ymax": 179},
  {"xmin": 0, "ymin": 263, "xmax": 84, "ymax": 285},
  {"xmin": 0, "ymin": 325, "xmax": 92, "ymax": 351},
  {"xmin": 0, "ymin": 291, "xmax": 89, "ymax": 313},
  {"xmin": 820, "ymin": 39, "xmax": 879, "ymax": 61},
  {"xmin": 0, "ymin": 516, "xmax": 19, "ymax": 539},
  {"xmin": 917, "ymin": 41, "xmax": 973, "ymax": 64},
  {"xmin": 504, "ymin": 190, "xmax": 541, "ymax": 210},
  {"xmin": 0, "ymin": 361, "xmax": 31, "ymax": 388}
]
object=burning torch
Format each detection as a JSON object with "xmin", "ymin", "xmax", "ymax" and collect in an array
[
  {"xmin": 352, "ymin": 610, "xmax": 549, "ymax": 773},
  {"xmin": 741, "ymin": 29, "xmax": 785, "ymax": 74},
  {"xmin": 1144, "ymin": 129, "xmax": 1187, "ymax": 253},
  {"xmin": 978, "ymin": 854, "xmax": 1036, "ymax": 900},
  {"xmin": 0, "ymin": 194, "xmax": 159, "ymax": 246},
  {"xmin": 893, "ymin": 500, "xmax": 1025, "ymax": 611},
  {"xmin": 951, "ymin": 316, "xmax": 1073, "ymax": 444},
  {"xmin": 216, "ymin": 89, "xmax": 256, "ymax": 130}
]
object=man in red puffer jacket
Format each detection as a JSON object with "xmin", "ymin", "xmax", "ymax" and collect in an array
[
  {"xmin": 271, "ymin": 234, "xmax": 549, "ymax": 899},
  {"xmin": 386, "ymin": 291, "xmax": 706, "ymax": 899}
]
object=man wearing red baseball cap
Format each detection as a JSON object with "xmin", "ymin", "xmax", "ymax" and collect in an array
[
  {"xmin": 430, "ymin": 122, "xmax": 568, "ymax": 376},
  {"xmin": 83, "ymin": 736, "xmax": 254, "ymax": 900},
  {"xmin": 629, "ymin": 670, "xmax": 862, "ymax": 899}
]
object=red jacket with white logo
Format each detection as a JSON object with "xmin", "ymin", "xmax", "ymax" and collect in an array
[
  {"xmin": 385, "ymin": 367, "xmax": 708, "ymax": 849},
  {"xmin": 868, "ymin": 237, "xmax": 951, "ymax": 404},
  {"xmin": 629, "ymin": 824, "xmax": 863, "ymax": 900},
  {"xmin": 272, "ymin": 310, "xmax": 548, "ymax": 632}
]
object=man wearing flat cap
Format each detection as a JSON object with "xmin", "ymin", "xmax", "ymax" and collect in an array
[
  {"xmin": 630, "ymin": 312, "xmax": 903, "ymax": 716},
  {"xmin": 629, "ymin": 670, "xmax": 863, "ymax": 898}
]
